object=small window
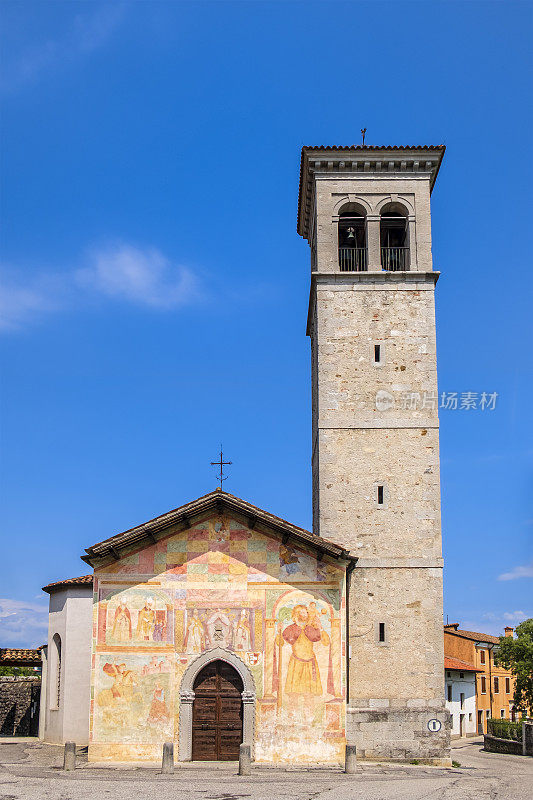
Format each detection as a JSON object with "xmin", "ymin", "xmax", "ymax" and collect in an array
[
  {"xmin": 486, "ymin": 710, "xmax": 491, "ymax": 719},
  {"xmin": 469, "ymin": 713, "xmax": 473, "ymax": 722},
  {"xmin": 480, "ymin": 650, "xmax": 486, "ymax": 665},
  {"xmin": 447, "ymin": 671, "xmax": 451, "ymax": 678},
  {"xmin": 481, "ymin": 676, "xmax": 486, "ymax": 694},
  {"xmin": 460, "ymin": 692, "xmax": 465, "ymax": 709},
  {"xmin": 505, "ymin": 678, "xmax": 510, "ymax": 693},
  {"xmin": 379, "ymin": 622, "xmax": 386, "ymax": 642},
  {"xmin": 500, "ymin": 709, "xmax": 505, "ymax": 719},
  {"xmin": 460, "ymin": 672, "xmax": 464, "ymax": 679},
  {"xmin": 377, "ymin": 485, "xmax": 384, "ymax": 506},
  {"xmin": 494, "ymin": 677, "xmax": 499, "ymax": 694},
  {"xmin": 447, "ymin": 685, "xmax": 452, "ymax": 702},
  {"xmin": 374, "ymin": 344, "xmax": 381, "ymax": 364}
]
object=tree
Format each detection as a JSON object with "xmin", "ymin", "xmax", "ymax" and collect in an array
[
  {"xmin": 495, "ymin": 618, "xmax": 533, "ymax": 714},
  {"xmin": 0, "ymin": 666, "xmax": 39, "ymax": 676}
]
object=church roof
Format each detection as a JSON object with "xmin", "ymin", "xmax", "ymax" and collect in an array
[
  {"xmin": 82, "ymin": 489, "xmax": 355, "ymax": 569},
  {"xmin": 42, "ymin": 574, "xmax": 93, "ymax": 593},
  {"xmin": 297, "ymin": 144, "xmax": 446, "ymax": 239}
]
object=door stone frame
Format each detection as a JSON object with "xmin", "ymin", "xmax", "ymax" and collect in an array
[{"xmin": 178, "ymin": 647, "xmax": 256, "ymax": 761}]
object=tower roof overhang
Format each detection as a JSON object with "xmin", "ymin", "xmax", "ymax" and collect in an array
[
  {"xmin": 297, "ymin": 144, "xmax": 446, "ymax": 240},
  {"xmin": 82, "ymin": 489, "xmax": 356, "ymax": 570}
]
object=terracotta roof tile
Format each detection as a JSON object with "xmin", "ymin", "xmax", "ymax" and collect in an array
[
  {"xmin": 42, "ymin": 574, "xmax": 93, "ymax": 593},
  {"xmin": 0, "ymin": 648, "xmax": 42, "ymax": 664},
  {"xmin": 444, "ymin": 625, "xmax": 500, "ymax": 645},
  {"xmin": 444, "ymin": 656, "xmax": 481, "ymax": 672}
]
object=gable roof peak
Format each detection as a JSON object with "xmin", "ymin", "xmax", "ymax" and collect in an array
[{"xmin": 82, "ymin": 489, "xmax": 355, "ymax": 569}]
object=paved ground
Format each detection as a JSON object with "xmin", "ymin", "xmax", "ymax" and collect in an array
[{"xmin": 0, "ymin": 738, "xmax": 532, "ymax": 800}]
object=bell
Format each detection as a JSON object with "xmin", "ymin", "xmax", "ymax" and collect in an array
[{"xmin": 346, "ymin": 227, "xmax": 355, "ymax": 239}]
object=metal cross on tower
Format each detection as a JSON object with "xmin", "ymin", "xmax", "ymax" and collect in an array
[{"xmin": 210, "ymin": 446, "xmax": 232, "ymax": 489}]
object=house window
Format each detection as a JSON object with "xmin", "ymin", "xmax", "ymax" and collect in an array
[
  {"xmin": 460, "ymin": 672, "xmax": 464, "ymax": 679},
  {"xmin": 447, "ymin": 685, "xmax": 452, "ymax": 702},
  {"xmin": 447, "ymin": 671, "xmax": 451, "ymax": 678},
  {"xmin": 468, "ymin": 713, "xmax": 473, "ymax": 722},
  {"xmin": 480, "ymin": 650, "xmax": 486, "ymax": 665},
  {"xmin": 486, "ymin": 710, "xmax": 491, "ymax": 720},
  {"xmin": 494, "ymin": 677, "xmax": 499, "ymax": 694},
  {"xmin": 481, "ymin": 676, "xmax": 486, "ymax": 694},
  {"xmin": 460, "ymin": 692, "xmax": 465, "ymax": 709},
  {"xmin": 505, "ymin": 678, "xmax": 510, "ymax": 693}
]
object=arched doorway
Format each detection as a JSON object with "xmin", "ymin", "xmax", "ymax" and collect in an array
[{"xmin": 192, "ymin": 660, "xmax": 243, "ymax": 760}]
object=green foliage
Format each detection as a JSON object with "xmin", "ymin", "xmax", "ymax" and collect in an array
[
  {"xmin": 0, "ymin": 666, "xmax": 40, "ymax": 676},
  {"xmin": 451, "ymin": 760, "xmax": 461, "ymax": 768},
  {"xmin": 495, "ymin": 618, "xmax": 533, "ymax": 714},
  {"xmin": 409, "ymin": 759, "xmax": 420, "ymax": 765},
  {"xmin": 487, "ymin": 718, "xmax": 522, "ymax": 741}
]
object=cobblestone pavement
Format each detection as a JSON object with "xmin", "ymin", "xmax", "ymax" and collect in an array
[{"xmin": 0, "ymin": 738, "xmax": 532, "ymax": 800}]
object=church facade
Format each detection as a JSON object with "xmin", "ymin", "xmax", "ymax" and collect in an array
[{"xmin": 41, "ymin": 144, "xmax": 451, "ymax": 765}]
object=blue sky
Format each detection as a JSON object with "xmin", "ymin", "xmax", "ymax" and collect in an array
[{"xmin": 1, "ymin": 0, "xmax": 532, "ymax": 647}]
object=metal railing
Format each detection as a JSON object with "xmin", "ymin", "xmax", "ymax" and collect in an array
[
  {"xmin": 381, "ymin": 247, "xmax": 409, "ymax": 271},
  {"xmin": 338, "ymin": 247, "xmax": 368, "ymax": 272}
]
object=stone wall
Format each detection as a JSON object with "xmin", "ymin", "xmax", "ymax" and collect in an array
[
  {"xmin": 348, "ymin": 704, "xmax": 450, "ymax": 764},
  {"xmin": 0, "ymin": 676, "xmax": 40, "ymax": 736},
  {"xmin": 483, "ymin": 734, "xmax": 523, "ymax": 756}
]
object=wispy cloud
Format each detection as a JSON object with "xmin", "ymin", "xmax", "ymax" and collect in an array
[
  {"xmin": 77, "ymin": 243, "xmax": 200, "ymax": 309},
  {"xmin": 1, "ymin": 4, "xmax": 125, "ymax": 93},
  {"xmin": 0, "ymin": 598, "xmax": 48, "ymax": 647},
  {"xmin": 0, "ymin": 242, "xmax": 204, "ymax": 332},
  {"xmin": 0, "ymin": 270, "xmax": 68, "ymax": 331},
  {"xmin": 498, "ymin": 562, "xmax": 533, "ymax": 581}
]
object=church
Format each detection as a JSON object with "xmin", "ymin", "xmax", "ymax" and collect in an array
[{"xmin": 40, "ymin": 144, "xmax": 451, "ymax": 765}]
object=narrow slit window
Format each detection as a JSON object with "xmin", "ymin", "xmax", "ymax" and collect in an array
[
  {"xmin": 447, "ymin": 685, "xmax": 452, "ymax": 702},
  {"xmin": 378, "ymin": 622, "xmax": 386, "ymax": 642},
  {"xmin": 377, "ymin": 485, "xmax": 384, "ymax": 505},
  {"xmin": 374, "ymin": 344, "xmax": 381, "ymax": 363}
]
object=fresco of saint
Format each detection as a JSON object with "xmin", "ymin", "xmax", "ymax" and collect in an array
[
  {"xmin": 136, "ymin": 598, "xmax": 156, "ymax": 641},
  {"xmin": 112, "ymin": 602, "xmax": 132, "ymax": 642},
  {"xmin": 277, "ymin": 604, "xmax": 331, "ymax": 696},
  {"xmin": 234, "ymin": 609, "xmax": 252, "ymax": 651},
  {"xmin": 146, "ymin": 684, "xmax": 170, "ymax": 726},
  {"xmin": 97, "ymin": 663, "xmax": 142, "ymax": 709},
  {"xmin": 184, "ymin": 609, "xmax": 205, "ymax": 653}
]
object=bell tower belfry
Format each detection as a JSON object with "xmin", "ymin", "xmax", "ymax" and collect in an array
[{"xmin": 297, "ymin": 145, "xmax": 450, "ymax": 763}]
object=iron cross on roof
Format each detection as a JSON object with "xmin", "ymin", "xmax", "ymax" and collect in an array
[{"xmin": 211, "ymin": 446, "xmax": 232, "ymax": 489}]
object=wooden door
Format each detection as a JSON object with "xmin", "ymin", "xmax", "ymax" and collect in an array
[{"xmin": 192, "ymin": 660, "xmax": 243, "ymax": 760}]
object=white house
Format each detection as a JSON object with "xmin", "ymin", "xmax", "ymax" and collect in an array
[{"xmin": 445, "ymin": 657, "xmax": 479, "ymax": 738}]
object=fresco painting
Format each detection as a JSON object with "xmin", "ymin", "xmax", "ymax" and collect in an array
[{"xmin": 90, "ymin": 515, "xmax": 346, "ymax": 763}]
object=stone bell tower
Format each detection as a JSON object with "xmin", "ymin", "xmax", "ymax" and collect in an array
[{"xmin": 297, "ymin": 145, "xmax": 450, "ymax": 763}]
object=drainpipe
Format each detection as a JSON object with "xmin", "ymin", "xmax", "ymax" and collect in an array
[
  {"xmin": 345, "ymin": 558, "xmax": 357, "ymax": 704},
  {"xmin": 488, "ymin": 643, "xmax": 494, "ymax": 722}
]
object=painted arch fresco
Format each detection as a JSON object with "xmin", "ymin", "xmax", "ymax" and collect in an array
[{"xmin": 90, "ymin": 514, "xmax": 347, "ymax": 763}]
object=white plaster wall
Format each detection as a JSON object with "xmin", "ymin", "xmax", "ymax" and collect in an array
[
  {"xmin": 445, "ymin": 670, "xmax": 477, "ymax": 737},
  {"xmin": 43, "ymin": 585, "xmax": 93, "ymax": 745}
]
